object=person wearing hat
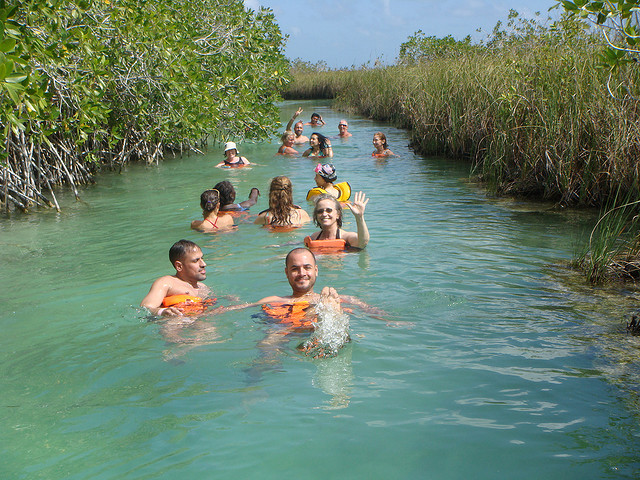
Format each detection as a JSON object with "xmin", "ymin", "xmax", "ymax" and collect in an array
[
  {"xmin": 219, "ymin": 141, "xmax": 250, "ymax": 167},
  {"xmin": 337, "ymin": 120, "xmax": 352, "ymax": 138},
  {"xmin": 306, "ymin": 163, "xmax": 351, "ymax": 203}
]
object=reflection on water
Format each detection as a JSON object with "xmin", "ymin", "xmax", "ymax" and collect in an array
[{"xmin": 2, "ymin": 100, "xmax": 640, "ymax": 479}]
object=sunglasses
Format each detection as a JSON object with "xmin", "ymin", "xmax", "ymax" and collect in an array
[
  {"xmin": 315, "ymin": 207, "xmax": 334, "ymax": 215},
  {"xmin": 338, "ymin": 124, "xmax": 347, "ymax": 127}
]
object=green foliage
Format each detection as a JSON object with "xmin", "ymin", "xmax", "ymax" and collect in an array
[
  {"xmin": 574, "ymin": 191, "xmax": 640, "ymax": 283},
  {"xmin": 1, "ymin": 0, "xmax": 289, "ymax": 212},
  {"xmin": 560, "ymin": 0, "xmax": 640, "ymax": 70},
  {"xmin": 398, "ymin": 31, "xmax": 475, "ymax": 64}
]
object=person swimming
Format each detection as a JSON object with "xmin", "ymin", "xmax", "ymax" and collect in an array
[
  {"xmin": 302, "ymin": 132, "xmax": 333, "ymax": 158},
  {"xmin": 306, "ymin": 163, "xmax": 351, "ymax": 202},
  {"xmin": 277, "ymin": 131, "xmax": 299, "ymax": 155},
  {"xmin": 306, "ymin": 112, "xmax": 326, "ymax": 127},
  {"xmin": 372, "ymin": 132, "xmax": 394, "ymax": 156},
  {"xmin": 337, "ymin": 120, "xmax": 352, "ymax": 138},
  {"xmin": 140, "ymin": 239, "xmax": 211, "ymax": 317},
  {"xmin": 254, "ymin": 176, "xmax": 310, "ymax": 227},
  {"xmin": 219, "ymin": 141, "xmax": 250, "ymax": 166},
  {"xmin": 213, "ymin": 180, "xmax": 259, "ymax": 213},
  {"xmin": 304, "ymin": 192, "xmax": 370, "ymax": 251},
  {"xmin": 191, "ymin": 189, "xmax": 235, "ymax": 232},
  {"xmin": 286, "ymin": 107, "xmax": 309, "ymax": 144}
]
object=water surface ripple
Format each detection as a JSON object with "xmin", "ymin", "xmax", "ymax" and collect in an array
[{"xmin": 1, "ymin": 100, "xmax": 639, "ymax": 479}]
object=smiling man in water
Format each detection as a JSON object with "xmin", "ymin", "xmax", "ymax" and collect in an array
[
  {"xmin": 286, "ymin": 107, "xmax": 310, "ymax": 144},
  {"xmin": 140, "ymin": 239, "xmax": 210, "ymax": 317}
]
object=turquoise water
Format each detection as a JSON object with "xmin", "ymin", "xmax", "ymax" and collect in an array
[{"xmin": 2, "ymin": 100, "xmax": 640, "ymax": 479}]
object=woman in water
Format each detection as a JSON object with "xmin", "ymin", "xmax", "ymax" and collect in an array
[
  {"xmin": 372, "ymin": 132, "xmax": 394, "ymax": 156},
  {"xmin": 219, "ymin": 141, "xmax": 250, "ymax": 166},
  {"xmin": 255, "ymin": 176, "xmax": 310, "ymax": 227},
  {"xmin": 302, "ymin": 132, "xmax": 333, "ymax": 158},
  {"xmin": 191, "ymin": 189, "xmax": 235, "ymax": 232},
  {"xmin": 304, "ymin": 191, "xmax": 370, "ymax": 250},
  {"xmin": 213, "ymin": 180, "xmax": 260, "ymax": 213},
  {"xmin": 277, "ymin": 131, "xmax": 298, "ymax": 155}
]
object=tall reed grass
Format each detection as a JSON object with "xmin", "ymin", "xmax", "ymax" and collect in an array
[
  {"xmin": 285, "ymin": 29, "xmax": 640, "ymax": 208},
  {"xmin": 284, "ymin": 15, "xmax": 640, "ymax": 282}
]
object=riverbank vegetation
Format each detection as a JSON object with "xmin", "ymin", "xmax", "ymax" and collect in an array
[
  {"xmin": 285, "ymin": 10, "xmax": 640, "ymax": 284},
  {"xmin": 0, "ymin": 0, "xmax": 288, "ymax": 213}
]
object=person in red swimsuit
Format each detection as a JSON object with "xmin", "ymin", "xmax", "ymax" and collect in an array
[{"xmin": 191, "ymin": 189, "xmax": 235, "ymax": 232}]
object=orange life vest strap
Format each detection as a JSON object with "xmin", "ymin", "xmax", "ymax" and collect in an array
[{"xmin": 304, "ymin": 236, "xmax": 347, "ymax": 252}]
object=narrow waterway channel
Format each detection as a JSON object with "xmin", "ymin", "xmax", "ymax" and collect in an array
[{"xmin": 1, "ymin": 100, "xmax": 639, "ymax": 479}]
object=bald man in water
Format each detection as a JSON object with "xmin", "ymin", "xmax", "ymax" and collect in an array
[{"xmin": 286, "ymin": 107, "xmax": 309, "ymax": 145}]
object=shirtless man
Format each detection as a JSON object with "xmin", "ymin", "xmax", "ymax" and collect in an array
[
  {"xmin": 258, "ymin": 247, "xmax": 340, "ymax": 308},
  {"xmin": 306, "ymin": 112, "xmax": 326, "ymax": 127},
  {"xmin": 337, "ymin": 120, "xmax": 352, "ymax": 138},
  {"xmin": 140, "ymin": 239, "xmax": 210, "ymax": 316},
  {"xmin": 285, "ymin": 107, "xmax": 309, "ymax": 144}
]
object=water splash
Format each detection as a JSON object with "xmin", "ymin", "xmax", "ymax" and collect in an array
[{"xmin": 300, "ymin": 299, "xmax": 350, "ymax": 358}]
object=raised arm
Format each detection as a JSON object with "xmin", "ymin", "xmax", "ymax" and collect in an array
[
  {"xmin": 323, "ymin": 138, "xmax": 333, "ymax": 158},
  {"xmin": 344, "ymin": 191, "xmax": 370, "ymax": 249},
  {"xmin": 286, "ymin": 107, "xmax": 304, "ymax": 131}
]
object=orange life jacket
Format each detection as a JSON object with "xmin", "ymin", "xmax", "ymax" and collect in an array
[
  {"xmin": 261, "ymin": 301, "xmax": 315, "ymax": 334},
  {"xmin": 162, "ymin": 295, "xmax": 216, "ymax": 315},
  {"xmin": 304, "ymin": 236, "xmax": 347, "ymax": 253}
]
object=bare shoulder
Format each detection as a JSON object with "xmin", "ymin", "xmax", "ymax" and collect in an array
[
  {"xmin": 218, "ymin": 213, "xmax": 235, "ymax": 228},
  {"xmin": 254, "ymin": 211, "xmax": 268, "ymax": 224},
  {"xmin": 296, "ymin": 207, "xmax": 310, "ymax": 222}
]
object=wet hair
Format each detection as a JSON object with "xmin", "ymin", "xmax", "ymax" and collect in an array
[
  {"xmin": 169, "ymin": 239, "xmax": 199, "ymax": 266},
  {"xmin": 268, "ymin": 176, "xmax": 295, "ymax": 225},
  {"xmin": 281, "ymin": 130, "xmax": 294, "ymax": 144},
  {"xmin": 285, "ymin": 247, "xmax": 316, "ymax": 268},
  {"xmin": 374, "ymin": 131, "xmax": 389, "ymax": 149},
  {"xmin": 213, "ymin": 181, "xmax": 236, "ymax": 206},
  {"xmin": 311, "ymin": 113, "xmax": 321, "ymax": 120},
  {"xmin": 313, "ymin": 194, "xmax": 343, "ymax": 228},
  {"xmin": 200, "ymin": 189, "xmax": 221, "ymax": 213},
  {"xmin": 310, "ymin": 132, "xmax": 330, "ymax": 151}
]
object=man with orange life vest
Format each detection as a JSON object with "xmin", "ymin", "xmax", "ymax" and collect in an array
[
  {"xmin": 254, "ymin": 247, "xmax": 383, "ymax": 333},
  {"xmin": 140, "ymin": 239, "xmax": 212, "ymax": 317}
]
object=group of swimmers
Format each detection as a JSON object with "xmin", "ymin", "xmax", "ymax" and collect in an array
[
  {"xmin": 141, "ymin": 108, "xmax": 394, "ymax": 348},
  {"xmin": 278, "ymin": 107, "xmax": 393, "ymax": 157}
]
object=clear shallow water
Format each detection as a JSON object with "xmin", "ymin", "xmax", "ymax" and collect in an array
[{"xmin": 2, "ymin": 100, "xmax": 640, "ymax": 479}]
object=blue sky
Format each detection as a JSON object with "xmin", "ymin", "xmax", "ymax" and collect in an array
[{"xmin": 244, "ymin": 0, "xmax": 561, "ymax": 68}]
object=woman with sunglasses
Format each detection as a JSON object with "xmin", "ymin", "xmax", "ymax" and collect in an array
[{"xmin": 304, "ymin": 191, "xmax": 370, "ymax": 251}]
